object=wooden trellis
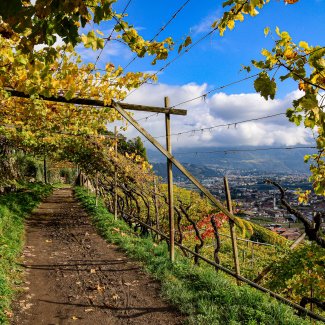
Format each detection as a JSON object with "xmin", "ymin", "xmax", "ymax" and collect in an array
[{"xmin": 6, "ymin": 88, "xmax": 325, "ymax": 322}]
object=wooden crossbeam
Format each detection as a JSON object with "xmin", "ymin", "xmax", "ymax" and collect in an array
[{"xmin": 4, "ymin": 88, "xmax": 187, "ymax": 116}]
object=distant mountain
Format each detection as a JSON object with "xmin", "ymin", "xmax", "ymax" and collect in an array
[
  {"xmin": 147, "ymin": 146, "xmax": 315, "ymax": 180},
  {"xmin": 152, "ymin": 162, "xmax": 223, "ymax": 181}
]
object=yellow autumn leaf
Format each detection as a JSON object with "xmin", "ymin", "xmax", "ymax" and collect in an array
[
  {"xmin": 299, "ymin": 41, "xmax": 309, "ymax": 50},
  {"xmin": 227, "ymin": 20, "xmax": 235, "ymax": 30}
]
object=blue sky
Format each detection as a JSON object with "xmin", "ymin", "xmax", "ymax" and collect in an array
[
  {"xmin": 77, "ymin": 0, "xmax": 325, "ymax": 150},
  {"xmin": 98, "ymin": 0, "xmax": 325, "ymax": 96}
]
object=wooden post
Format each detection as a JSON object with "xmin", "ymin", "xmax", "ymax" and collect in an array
[
  {"xmin": 95, "ymin": 173, "xmax": 99, "ymax": 207},
  {"xmin": 224, "ymin": 176, "xmax": 241, "ymax": 284},
  {"xmin": 76, "ymin": 164, "xmax": 80, "ymax": 184},
  {"xmin": 153, "ymin": 177, "xmax": 160, "ymax": 234},
  {"xmin": 43, "ymin": 156, "xmax": 47, "ymax": 184},
  {"xmin": 114, "ymin": 126, "xmax": 118, "ymax": 220},
  {"xmin": 310, "ymin": 269, "xmax": 314, "ymax": 314},
  {"xmin": 290, "ymin": 232, "xmax": 306, "ymax": 249},
  {"xmin": 165, "ymin": 96, "xmax": 175, "ymax": 262}
]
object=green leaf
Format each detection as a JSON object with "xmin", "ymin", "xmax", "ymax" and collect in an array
[
  {"xmin": 97, "ymin": 38, "xmax": 105, "ymax": 49},
  {"xmin": 287, "ymin": 108, "xmax": 303, "ymax": 126},
  {"xmin": 292, "ymin": 115, "xmax": 302, "ymax": 126},
  {"xmin": 286, "ymin": 108, "xmax": 295, "ymax": 119},
  {"xmin": 45, "ymin": 34, "xmax": 56, "ymax": 46},
  {"xmin": 65, "ymin": 90, "xmax": 74, "ymax": 100},
  {"xmin": 81, "ymin": 31, "xmax": 100, "ymax": 50},
  {"xmin": 300, "ymin": 93, "xmax": 318, "ymax": 110},
  {"xmin": 242, "ymin": 65, "xmax": 251, "ymax": 73},
  {"xmin": 253, "ymin": 72, "xmax": 277, "ymax": 100},
  {"xmin": 251, "ymin": 60, "xmax": 267, "ymax": 69},
  {"xmin": 222, "ymin": 0, "xmax": 234, "ymax": 8},
  {"xmin": 279, "ymin": 73, "xmax": 291, "ymax": 82},
  {"xmin": 94, "ymin": 7, "xmax": 104, "ymax": 24},
  {"xmin": 15, "ymin": 56, "xmax": 28, "ymax": 65},
  {"xmin": 304, "ymin": 117, "xmax": 315, "ymax": 128}
]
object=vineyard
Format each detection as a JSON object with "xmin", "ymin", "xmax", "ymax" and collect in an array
[
  {"xmin": 73, "ymin": 140, "xmax": 325, "ymax": 321},
  {"xmin": 0, "ymin": 0, "xmax": 325, "ymax": 324}
]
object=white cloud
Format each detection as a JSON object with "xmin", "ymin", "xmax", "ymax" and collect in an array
[
  {"xmin": 207, "ymin": 90, "xmax": 302, "ymax": 124},
  {"xmin": 34, "ymin": 35, "xmax": 65, "ymax": 51},
  {"xmin": 124, "ymin": 82, "xmax": 208, "ymax": 108},
  {"xmin": 190, "ymin": 11, "xmax": 220, "ymax": 36},
  {"xmin": 117, "ymin": 83, "xmax": 313, "ymax": 149}
]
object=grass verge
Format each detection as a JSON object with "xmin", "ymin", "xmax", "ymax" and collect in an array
[
  {"xmin": 0, "ymin": 182, "xmax": 52, "ymax": 324},
  {"xmin": 75, "ymin": 186, "xmax": 313, "ymax": 325}
]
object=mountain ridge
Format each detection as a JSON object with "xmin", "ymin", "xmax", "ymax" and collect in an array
[{"xmin": 147, "ymin": 146, "xmax": 315, "ymax": 179}]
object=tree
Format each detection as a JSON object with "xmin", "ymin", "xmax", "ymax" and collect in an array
[{"xmin": 128, "ymin": 137, "xmax": 147, "ymax": 161}]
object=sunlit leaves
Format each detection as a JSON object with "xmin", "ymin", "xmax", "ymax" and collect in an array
[
  {"xmin": 218, "ymin": 0, "xmax": 270, "ymax": 36},
  {"xmin": 81, "ymin": 31, "xmax": 104, "ymax": 50},
  {"xmin": 286, "ymin": 109, "xmax": 302, "ymax": 126},
  {"xmin": 93, "ymin": 1, "xmax": 115, "ymax": 24},
  {"xmin": 114, "ymin": 20, "xmax": 173, "ymax": 65},
  {"xmin": 245, "ymin": 28, "xmax": 325, "ymax": 196},
  {"xmin": 0, "ymin": 0, "xmax": 174, "ymax": 66},
  {"xmin": 266, "ymin": 243, "xmax": 325, "ymax": 308},
  {"xmin": 0, "ymin": 35, "xmax": 154, "ymax": 159},
  {"xmin": 295, "ymin": 189, "xmax": 311, "ymax": 204}
]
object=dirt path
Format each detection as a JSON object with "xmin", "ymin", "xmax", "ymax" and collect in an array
[{"xmin": 11, "ymin": 188, "xmax": 183, "ymax": 325}]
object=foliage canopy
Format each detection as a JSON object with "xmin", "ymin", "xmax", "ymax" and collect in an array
[{"xmin": 0, "ymin": 0, "xmax": 324, "ymax": 318}]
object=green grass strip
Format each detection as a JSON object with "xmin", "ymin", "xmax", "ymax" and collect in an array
[
  {"xmin": 75, "ymin": 187, "xmax": 313, "ymax": 325},
  {"xmin": 0, "ymin": 183, "xmax": 52, "ymax": 324}
]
